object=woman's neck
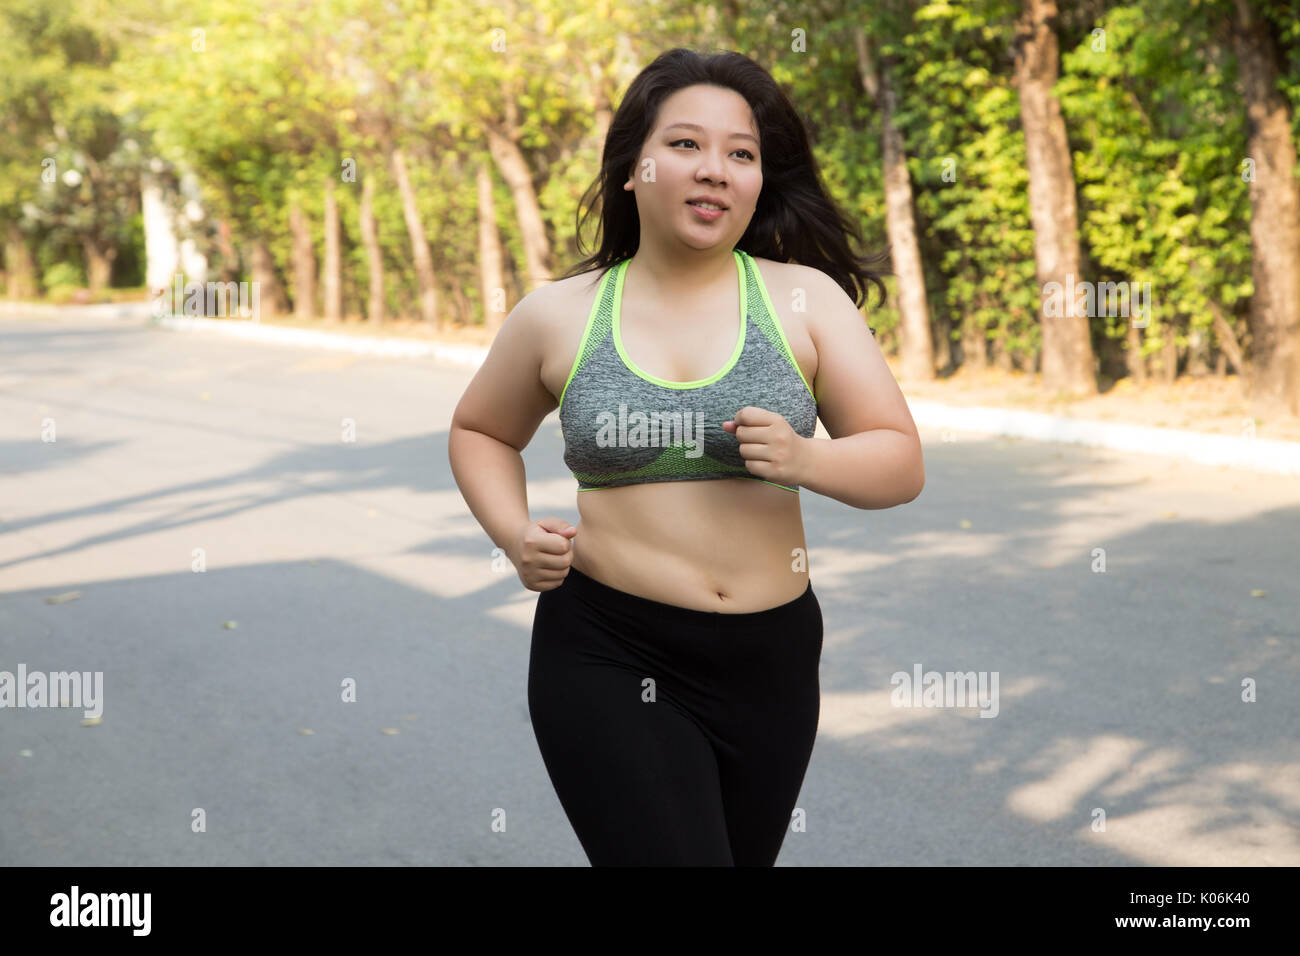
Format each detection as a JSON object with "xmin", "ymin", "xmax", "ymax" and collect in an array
[{"xmin": 625, "ymin": 243, "xmax": 737, "ymax": 305}]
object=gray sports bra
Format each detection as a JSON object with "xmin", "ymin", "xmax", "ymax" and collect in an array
[{"xmin": 557, "ymin": 249, "xmax": 818, "ymax": 492}]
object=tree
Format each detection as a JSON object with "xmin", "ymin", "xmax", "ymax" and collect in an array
[
  {"xmin": 1, "ymin": 0, "xmax": 149, "ymax": 296},
  {"xmin": 1013, "ymin": 0, "xmax": 1098, "ymax": 396},
  {"xmin": 856, "ymin": 18, "xmax": 934, "ymax": 381},
  {"xmin": 1230, "ymin": 0, "xmax": 1300, "ymax": 416},
  {"xmin": 1057, "ymin": 1, "xmax": 1253, "ymax": 387}
]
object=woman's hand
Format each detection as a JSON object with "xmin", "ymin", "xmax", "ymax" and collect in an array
[
  {"xmin": 511, "ymin": 517, "xmax": 577, "ymax": 591},
  {"xmin": 722, "ymin": 406, "xmax": 812, "ymax": 488}
]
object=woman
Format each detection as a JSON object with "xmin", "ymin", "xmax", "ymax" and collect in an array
[{"xmin": 448, "ymin": 48, "xmax": 924, "ymax": 866}]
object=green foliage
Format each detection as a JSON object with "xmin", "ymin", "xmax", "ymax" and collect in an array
[
  {"xmin": 0, "ymin": 0, "xmax": 1296, "ymax": 385},
  {"xmin": 889, "ymin": 0, "xmax": 1040, "ymax": 365},
  {"xmin": 0, "ymin": 0, "xmax": 146, "ymax": 273},
  {"xmin": 42, "ymin": 260, "xmax": 85, "ymax": 289},
  {"xmin": 1057, "ymin": 0, "xmax": 1252, "ymax": 362}
]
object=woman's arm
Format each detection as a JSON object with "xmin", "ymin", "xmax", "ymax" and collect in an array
[
  {"xmin": 791, "ymin": 269, "xmax": 925, "ymax": 510},
  {"xmin": 448, "ymin": 292, "xmax": 558, "ymax": 564}
]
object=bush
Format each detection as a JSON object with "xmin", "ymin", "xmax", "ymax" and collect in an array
[{"xmin": 42, "ymin": 261, "xmax": 86, "ymax": 292}]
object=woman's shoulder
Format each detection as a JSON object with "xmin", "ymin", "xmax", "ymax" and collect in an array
[
  {"xmin": 525, "ymin": 268, "xmax": 615, "ymax": 403},
  {"xmin": 745, "ymin": 255, "xmax": 841, "ymax": 333},
  {"xmin": 747, "ymin": 255, "xmax": 867, "ymax": 330},
  {"xmin": 747, "ymin": 254, "xmax": 837, "ymax": 293},
  {"xmin": 514, "ymin": 268, "xmax": 606, "ymax": 338}
]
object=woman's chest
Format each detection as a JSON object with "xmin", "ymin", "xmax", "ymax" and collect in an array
[{"xmin": 542, "ymin": 263, "xmax": 819, "ymax": 405}]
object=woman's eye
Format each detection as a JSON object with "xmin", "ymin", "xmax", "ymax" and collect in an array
[{"xmin": 669, "ymin": 139, "xmax": 754, "ymax": 160}]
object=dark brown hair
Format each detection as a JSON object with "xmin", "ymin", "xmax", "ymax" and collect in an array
[{"xmin": 557, "ymin": 47, "xmax": 890, "ymax": 310}]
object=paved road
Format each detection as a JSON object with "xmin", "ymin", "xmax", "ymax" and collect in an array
[{"xmin": 2, "ymin": 307, "xmax": 1297, "ymax": 865}]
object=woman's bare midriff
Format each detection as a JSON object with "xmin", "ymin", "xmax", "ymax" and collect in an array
[
  {"xmin": 537, "ymin": 256, "xmax": 819, "ymax": 614},
  {"xmin": 569, "ymin": 478, "xmax": 810, "ymax": 613}
]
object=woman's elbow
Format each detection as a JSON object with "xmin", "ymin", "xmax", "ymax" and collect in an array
[
  {"xmin": 905, "ymin": 469, "xmax": 925, "ymax": 503},
  {"xmin": 903, "ymin": 446, "xmax": 926, "ymax": 503}
]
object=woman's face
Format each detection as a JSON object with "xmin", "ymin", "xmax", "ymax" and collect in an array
[{"xmin": 625, "ymin": 83, "xmax": 763, "ymax": 252}]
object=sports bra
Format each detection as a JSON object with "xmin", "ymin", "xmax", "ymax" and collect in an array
[{"xmin": 557, "ymin": 248, "xmax": 818, "ymax": 493}]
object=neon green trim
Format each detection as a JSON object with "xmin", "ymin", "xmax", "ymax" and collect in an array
[
  {"xmin": 747, "ymin": 251, "xmax": 816, "ymax": 402},
  {"xmin": 576, "ymin": 477, "xmax": 798, "ymax": 493},
  {"xmin": 611, "ymin": 250, "xmax": 747, "ymax": 389},
  {"xmin": 763, "ymin": 479, "xmax": 800, "ymax": 492},
  {"xmin": 557, "ymin": 268, "xmax": 612, "ymax": 413},
  {"xmin": 571, "ymin": 443, "xmax": 747, "ymax": 487}
]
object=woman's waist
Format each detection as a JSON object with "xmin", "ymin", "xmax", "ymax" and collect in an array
[{"xmin": 570, "ymin": 501, "xmax": 809, "ymax": 612}]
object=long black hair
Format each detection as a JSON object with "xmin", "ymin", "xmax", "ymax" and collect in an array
[{"xmin": 557, "ymin": 47, "xmax": 890, "ymax": 310}]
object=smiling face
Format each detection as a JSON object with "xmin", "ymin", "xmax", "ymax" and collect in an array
[{"xmin": 624, "ymin": 84, "xmax": 763, "ymax": 252}]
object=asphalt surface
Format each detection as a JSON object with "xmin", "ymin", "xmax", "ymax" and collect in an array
[{"xmin": 2, "ymin": 306, "xmax": 1297, "ymax": 865}]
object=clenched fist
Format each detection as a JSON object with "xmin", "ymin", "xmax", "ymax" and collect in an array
[{"xmin": 511, "ymin": 517, "xmax": 577, "ymax": 591}]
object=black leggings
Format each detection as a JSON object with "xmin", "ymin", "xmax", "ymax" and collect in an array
[{"xmin": 528, "ymin": 564, "xmax": 823, "ymax": 866}]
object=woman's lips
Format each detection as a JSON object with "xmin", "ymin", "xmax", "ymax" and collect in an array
[{"xmin": 686, "ymin": 201, "xmax": 725, "ymax": 222}]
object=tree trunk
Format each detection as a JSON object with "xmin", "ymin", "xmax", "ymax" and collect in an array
[
  {"xmin": 1231, "ymin": 0, "xmax": 1300, "ymax": 416},
  {"xmin": 450, "ymin": 271, "xmax": 472, "ymax": 326},
  {"xmin": 587, "ymin": 59, "xmax": 615, "ymax": 149},
  {"xmin": 1125, "ymin": 320, "xmax": 1146, "ymax": 385},
  {"xmin": 82, "ymin": 236, "xmax": 115, "ymax": 296},
  {"xmin": 1161, "ymin": 331, "xmax": 1178, "ymax": 385},
  {"xmin": 477, "ymin": 163, "xmax": 508, "ymax": 334},
  {"xmin": 323, "ymin": 177, "xmax": 342, "ymax": 322},
  {"xmin": 992, "ymin": 333, "xmax": 1015, "ymax": 373},
  {"xmin": 249, "ymin": 237, "xmax": 288, "ymax": 318},
  {"xmin": 962, "ymin": 322, "xmax": 987, "ymax": 372},
  {"xmin": 1013, "ymin": 0, "xmax": 1097, "ymax": 397},
  {"xmin": 1185, "ymin": 326, "xmax": 1210, "ymax": 377},
  {"xmin": 1209, "ymin": 299, "xmax": 1248, "ymax": 380},
  {"xmin": 934, "ymin": 311, "xmax": 956, "ymax": 374},
  {"xmin": 4, "ymin": 223, "xmax": 38, "ymax": 299},
  {"xmin": 358, "ymin": 170, "xmax": 386, "ymax": 325},
  {"xmin": 485, "ymin": 119, "xmax": 551, "ymax": 290},
  {"xmin": 856, "ymin": 28, "xmax": 934, "ymax": 380},
  {"xmin": 389, "ymin": 145, "xmax": 439, "ymax": 327},
  {"xmin": 288, "ymin": 195, "xmax": 317, "ymax": 319},
  {"xmin": 215, "ymin": 219, "xmax": 240, "ymax": 284}
]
